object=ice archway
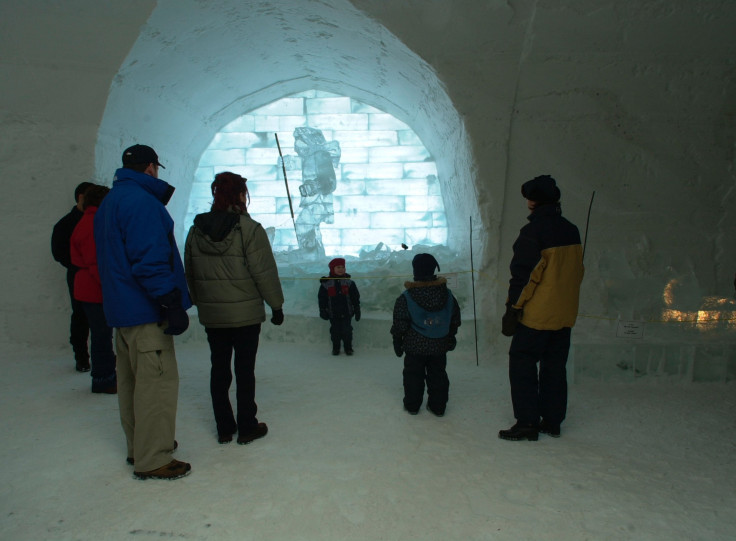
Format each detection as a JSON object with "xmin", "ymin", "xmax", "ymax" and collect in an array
[
  {"xmin": 191, "ymin": 91, "xmax": 448, "ymax": 259},
  {"xmin": 94, "ymin": 0, "xmax": 479, "ymax": 261}
]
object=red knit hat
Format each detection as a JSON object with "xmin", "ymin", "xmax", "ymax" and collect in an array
[{"xmin": 329, "ymin": 258, "xmax": 346, "ymax": 272}]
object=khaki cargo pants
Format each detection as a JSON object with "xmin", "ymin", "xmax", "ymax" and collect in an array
[{"xmin": 115, "ymin": 322, "xmax": 179, "ymax": 472}]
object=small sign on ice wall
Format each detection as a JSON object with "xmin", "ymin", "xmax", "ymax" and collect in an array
[{"xmin": 616, "ymin": 320, "xmax": 644, "ymax": 339}]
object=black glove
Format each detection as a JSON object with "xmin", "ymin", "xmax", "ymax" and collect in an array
[
  {"xmin": 447, "ymin": 336, "xmax": 457, "ymax": 351},
  {"xmin": 271, "ymin": 308, "xmax": 284, "ymax": 326},
  {"xmin": 501, "ymin": 304, "xmax": 522, "ymax": 337},
  {"xmin": 354, "ymin": 307, "xmax": 361, "ymax": 322},
  {"xmin": 319, "ymin": 309, "xmax": 329, "ymax": 321},
  {"xmin": 156, "ymin": 289, "xmax": 189, "ymax": 336},
  {"xmin": 393, "ymin": 339, "xmax": 403, "ymax": 357}
]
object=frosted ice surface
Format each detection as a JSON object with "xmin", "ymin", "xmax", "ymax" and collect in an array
[
  {"xmin": 199, "ymin": 149, "xmax": 246, "ymax": 167},
  {"xmin": 406, "ymin": 196, "xmax": 444, "ymax": 212},
  {"xmin": 337, "ymin": 147, "xmax": 369, "ymax": 163},
  {"xmin": 341, "ymin": 228, "xmax": 405, "ymax": 245},
  {"xmin": 252, "ymin": 97, "xmax": 304, "ymax": 116},
  {"xmin": 404, "ymin": 162, "xmax": 438, "ymax": 178},
  {"xmin": 368, "ymin": 145, "xmax": 429, "ymax": 163},
  {"xmin": 370, "ymin": 212, "xmax": 431, "ymax": 229},
  {"xmin": 341, "ymin": 163, "xmax": 403, "ymax": 180},
  {"xmin": 220, "ymin": 115, "xmax": 256, "ymax": 132},
  {"xmin": 209, "ymin": 132, "xmax": 261, "ymax": 149},
  {"xmin": 332, "ymin": 179, "xmax": 365, "ymax": 196},
  {"xmin": 309, "ymin": 113, "xmax": 369, "ymax": 130},
  {"xmin": 366, "ymin": 179, "xmax": 428, "ymax": 196},
  {"xmin": 369, "ymin": 113, "xmax": 410, "ymax": 130},
  {"xmin": 278, "ymin": 116, "xmax": 306, "ymax": 132},
  {"xmin": 254, "ymin": 115, "xmax": 281, "ymax": 132},
  {"xmin": 244, "ymin": 147, "xmax": 279, "ymax": 165},
  {"xmin": 339, "ymin": 195, "xmax": 404, "ymax": 212},
  {"xmin": 333, "ymin": 130, "xmax": 398, "ymax": 147},
  {"xmin": 306, "ymin": 97, "xmax": 352, "ymax": 114}
]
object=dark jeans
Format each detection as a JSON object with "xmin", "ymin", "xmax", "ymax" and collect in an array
[
  {"xmin": 67, "ymin": 272, "xmax": 89, "ymax": 360},
  {"xmin": 329, "ymin": 317, "xmax": 353, "ymax": 350},
  {"xmin": 205, "ymin": 324, "xmax": 261, "ymax": 435},
  {"xmin": 81, "ymin": 302, "xmax": 116, "ymax": 389},
  {"xmin": 403, "ymin": 353, "xmax": 449, "ymax": 413},
  {"xmin": 508, "ymin": 323, "xmax": 571, "ymax": 426}
]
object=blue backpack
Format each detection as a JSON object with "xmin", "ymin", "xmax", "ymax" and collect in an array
[{"xmin": 402, "ymin": 290, "xmax": 454, "ymax": 339}]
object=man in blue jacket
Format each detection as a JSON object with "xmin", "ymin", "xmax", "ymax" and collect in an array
[
  {"xmin": 95, "ymin": 144, "xmax": 192, "ymax": 479},
  {"xmin": 499, "ymin": 175, "xmax": 584, "ymax": 441}
]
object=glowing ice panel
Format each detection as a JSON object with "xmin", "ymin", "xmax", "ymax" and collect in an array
[{"xmin": 191, "ymin": 91, "xmax": 448, "ymax": 258}]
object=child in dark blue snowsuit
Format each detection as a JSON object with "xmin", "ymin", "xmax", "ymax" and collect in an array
[
  {"xmin": 318, "ymin": 258, "xmax": 361, "ymax": 355},
  {"xmin": 391, "ymin": 253, "xmax": 461, "ymax": 416}
]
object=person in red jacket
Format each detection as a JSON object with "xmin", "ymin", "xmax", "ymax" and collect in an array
[
  {"xmin": 318, "ymin": 258, "xmax": 360, "ymax": 355},
  {"xmin": 51, "ymin": 181, "xmax": 93, "ymax": 371},
  {"xmin": 70, "ymin": 185, "xmax": 117, "ymax": 394}
]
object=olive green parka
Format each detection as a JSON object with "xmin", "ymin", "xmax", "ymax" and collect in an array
[{"xmin": 184, "ymin": 210, "xmax": 284, "ymax": 328}]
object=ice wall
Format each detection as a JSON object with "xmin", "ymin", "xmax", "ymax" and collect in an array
[{"xmin": 190, "ymin": 91, "xmax": 447, "ymax": 258}]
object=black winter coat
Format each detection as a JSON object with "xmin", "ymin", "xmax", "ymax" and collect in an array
[
  {"xmin": 51, "ymin": 206, "xmax": 83, "ymax": 272},
  {"xmin": 318, "ymin": 274, "xmax": 360, "ymax": 319}
]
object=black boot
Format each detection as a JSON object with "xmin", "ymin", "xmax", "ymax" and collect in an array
[
  {"xmin": 75, "ymin": 351, "xmax": 90, "ymax": 372},
  {"xmin": 403, "ymin": 403, "xmax": 419, "ymax": 415},
  {"xmin": 427, "ymin": 403, "xmax": 445, "ymax": 417},
  {"xmin": 539, "ymin": 419, "xmax": 561, "ymax": 438},
  {"xmin": 498, "ymin": 422, "xmax": 539, "ymax": 441}
]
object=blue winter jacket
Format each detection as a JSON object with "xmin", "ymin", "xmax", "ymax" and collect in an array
[{"xmin": 94, "ymin": 168, "xmax": 192, "ymax": 328}]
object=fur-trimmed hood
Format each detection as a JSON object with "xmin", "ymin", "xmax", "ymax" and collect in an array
[
  {"xmin": 403, "ymin": 276, "xmax": 446, "ymax": 290},
  {"xmin": 402, "ymin": 276, "xmax": 449, "ymax": 311}
]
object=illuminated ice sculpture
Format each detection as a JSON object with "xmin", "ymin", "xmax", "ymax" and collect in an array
[{"xmin": 288, "ymin": 127, "xmax": 341, "ymax": 260}]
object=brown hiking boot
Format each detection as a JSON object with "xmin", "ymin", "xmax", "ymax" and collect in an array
[
  {"xmin": 237, "ymin": 423, "xmax": 268, "ymax": 445},
  {"xmin": 127, "ymin": 440, "xmax": 178, "ymax": 466},
  {"xmin": 134, "ymin": 458, "xmax": 190, "ymax": 480}
]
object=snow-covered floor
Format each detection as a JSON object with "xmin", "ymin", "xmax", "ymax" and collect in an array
[{"xmin": 1, "ymin": 339, "xmax": 734, "ymax": 540}]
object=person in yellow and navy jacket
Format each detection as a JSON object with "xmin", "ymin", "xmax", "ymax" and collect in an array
[{"xmin": 499, "ymin": 175, "xmax": 584, "ymax": 442}]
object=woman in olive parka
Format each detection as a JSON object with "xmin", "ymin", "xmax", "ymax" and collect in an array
[{"xmin": 185, "ymin": 172, "xmax": 284, "ymax": 445}]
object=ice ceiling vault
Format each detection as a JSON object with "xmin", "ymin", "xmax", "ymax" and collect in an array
[{"xmin": 94, "ymin": 0, "xmax": 478, "ymax": 261}]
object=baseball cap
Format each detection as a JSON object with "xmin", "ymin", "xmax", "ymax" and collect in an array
[{"xmin": 122, "ymin": 144, "xmax": 165, "ymax": 169}]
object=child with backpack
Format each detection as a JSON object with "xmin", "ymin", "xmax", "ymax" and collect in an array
[
  {"xmin": 318, "ymin": 258, "xmax": 361, "ymax": 355},
  {"xmin": 391, "ymin": 253, "xmax": 461, "ymax": 416}
]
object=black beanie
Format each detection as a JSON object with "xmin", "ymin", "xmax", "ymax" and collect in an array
[
  {"xmin": 412, "ymin": 253, "xmax": 440, "ymax": 279},
  {"xmin": 521, "ymin": 175, "xmax": 561, "ymax": 204}
]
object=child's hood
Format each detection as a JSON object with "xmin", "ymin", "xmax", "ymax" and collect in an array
[{"xmin": 403, "ymin": 276, "xmax": 449, "ymax": 311}]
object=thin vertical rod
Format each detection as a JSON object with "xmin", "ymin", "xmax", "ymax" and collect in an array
[
  {"xmin": 582, "ymin": 190, "xmax": 595, "ymax": 262},
  {"xmin": 275, "ymin": 133, "xmax": 298, "ymax": 237},
  {"xmin": 470, "ymin": 216, "xmax": 479, "ymax": 366}
]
